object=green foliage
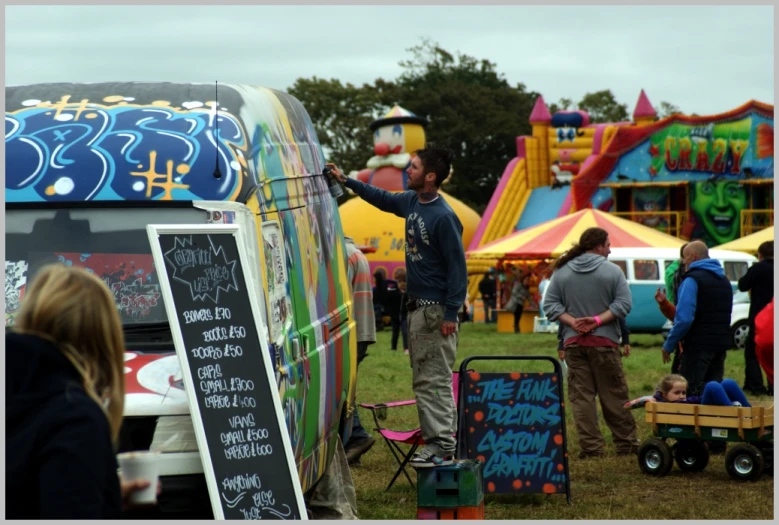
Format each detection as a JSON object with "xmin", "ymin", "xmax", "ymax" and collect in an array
[
  {"xmin": 288, "ymin": 39, "xmax": 537, "ymax": 214},
  {"xmin": 658, "ymin": 101, "xmax": 682, "ymax": 119},
  {"xmin": 577, "ymin": 89, "xmax": 629, "ymax": 123},
  {"xmin": 391, "ymin": 40, "xmax": 538, "ymax": 212},
  {"xmin": 287, "ymin": 77, "xmax": 391, "ymax": 177},
  {"xmin": 548, "ymin": 97, "xmax": 573, "ymax": 115},
  {"xmin": 288, "ymin": 43, "xmax": 682, "ymax": 212},
  {"xmin": 350, "ymin": 324, "xmax": 774, "ymax": 519}
]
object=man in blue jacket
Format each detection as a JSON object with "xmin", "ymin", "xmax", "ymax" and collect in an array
[
  {"xmin": 327, "ymin": 147, "xmax": 467, "ymax": 468},
  {"xmin": 662, "ymin": 241, "xmax": 733, "ymax": 397}
]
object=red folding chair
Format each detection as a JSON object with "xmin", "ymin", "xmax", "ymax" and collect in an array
[{"xmin": 360, "ymin": 371, "xmax": 461, "ymax": 492}]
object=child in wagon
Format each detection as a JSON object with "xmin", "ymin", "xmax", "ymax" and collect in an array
[{"xmin": 625, "ymin": 374, "xmax": 751, "ymax": 409}]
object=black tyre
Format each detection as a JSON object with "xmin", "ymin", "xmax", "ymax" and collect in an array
[
  {"xmin": 755, "ymin": 441, "xmax": 773, "ymax": 476},
  {"xmin": 638, "ymin": 438, "xmax": 674, "ymax": 477},
  {"xmin": 673, "ymin": 440, "xmax": 710, "ymax": 472},
  {"xmin": 725, "ymin": 443, "xmax": 764, "ymax": 481},
  {"xmin": 731, "ymin": 320, "xmax": 749, "ymax": 350}
]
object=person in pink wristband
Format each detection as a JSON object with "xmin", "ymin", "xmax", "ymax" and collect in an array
[{"xmin": 543, "ymin": 227, "xmax": 638, "ymax": 459}]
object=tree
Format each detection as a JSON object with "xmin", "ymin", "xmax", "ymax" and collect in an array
[
  {"xmin": 288, "ymin": 77, "xmax": 391, "ymax": 175},
  {"xmin": 390, "ymin": 40, "xmax": 538, "ymax": 212},
  {"xmin": 577, "ymin": 90, "xmax": 628, "ymax": 123},
  {"xmin": 288, "ymin": 40, "xmax": 539, "ymax": 213},
  {"xmin": 548, "ymin": 97, "xmax": 573, "ymax": 115},
  {"xmin": 657, "ymin": 101, "xmax": 682, "ymax": 119}
]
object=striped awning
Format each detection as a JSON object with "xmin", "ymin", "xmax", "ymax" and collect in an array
[{"xmin": 467, "ymin": 209, "xmax": 685, "ymax": 260}]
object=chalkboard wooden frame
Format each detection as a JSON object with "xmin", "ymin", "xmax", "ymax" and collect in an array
[
  {"xmin": 146, "ymin": 224, "xmax": 307, "ymax": 520},
  {"xmin": 456, "ymin": 355, "xmax": 572, "ymax": 505}
]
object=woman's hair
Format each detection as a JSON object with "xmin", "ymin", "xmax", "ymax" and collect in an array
[
  {"xmin": 13, "ymin": 264, "xmax": 126, "ymax": 444},
  {"xmin": 655, "ymin": 374, "xmax": 687, "ymax": 396},
  {"xmin": 553, "ymin": 227, "xmax": 609, "ymax": 270}
]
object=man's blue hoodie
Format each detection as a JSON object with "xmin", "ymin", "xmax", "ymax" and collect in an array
[{"xmin": 662, "ymin": 258, "xmax": 727, "ymax": 354}]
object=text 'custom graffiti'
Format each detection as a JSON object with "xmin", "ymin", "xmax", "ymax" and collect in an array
[{"xmin": 464, "ymin": 372, "xmax": 567, "ymax": 495}]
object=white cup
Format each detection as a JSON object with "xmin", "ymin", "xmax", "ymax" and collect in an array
[{"xmin": 117, "ymin": 450, "xmax": 160, "ymax": 504}]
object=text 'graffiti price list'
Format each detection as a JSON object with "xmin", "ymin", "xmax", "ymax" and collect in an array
[
  {"xmin": 160, "ymin": 232, "xmax": 301, "ymax": 519},
  {"xmin": 220, "ymin": 473, "xmax": 290, "ymax": 520},
  {"xmin": 184, "ymin": 306, "xmax": 272, "ymax": 462}
]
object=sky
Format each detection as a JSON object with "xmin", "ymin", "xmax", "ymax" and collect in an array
[{"xmin": 5, "ymin": 5, "xmax": 775, "ymax": 117}]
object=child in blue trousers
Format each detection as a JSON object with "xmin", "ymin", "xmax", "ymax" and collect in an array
[
  {"xmin": 625, "ymin": 374, "xmax": 751, "ymax": 409},
  {"xmin": 648, "ymin": 374, "xmax": 751, "ymax": 407}
]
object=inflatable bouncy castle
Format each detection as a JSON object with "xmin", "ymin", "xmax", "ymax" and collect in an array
[
  {"xmin": 339, "ymin": 105, "xmax": 481, "ymax": 279},
  {"xmin": 467, "ymin": 90, "xmax": 774, "ymax": 298}
]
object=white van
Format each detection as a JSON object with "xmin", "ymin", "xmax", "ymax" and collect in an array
[
  {"xmin": 6, "ymin": 82, "xmax": 358, "ymax": 518},
  {"xmin": 607, "ymin": 247, "xmax": 756, "ymax": 335},
  {"xmin": 537, "ymin": 247, "xmax": 756, "ymax": 339}
]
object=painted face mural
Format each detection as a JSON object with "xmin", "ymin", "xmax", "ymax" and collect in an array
[
  {"xmin": 690, "ymin": 180, "xmax": 748, "ymax": 245},
  {"xmin": 632, "ymin": 187, "xmax": 669, "ymax": 231}
]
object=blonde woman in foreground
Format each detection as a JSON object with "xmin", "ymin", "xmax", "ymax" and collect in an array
[{"xmin": 6, "ymin": 264, "xmax": 153, "ymax": 518}]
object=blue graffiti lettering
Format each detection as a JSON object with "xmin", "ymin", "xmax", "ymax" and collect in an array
[
  {"xmin": 485, "ymin": 402, "xmax": 561, "ymax": 426},
  {"xmin": 483, "ymin": 452, "xmax": 555, "ymax": 479},
  {"xmin": 477, "ymin": 429, "xmax": 550, "ymax": 455},
  {"xmin": 515, "ymin": 378, "xmax": 559, "ymax": 402},
  {"xmin": 475, "ymin": 377, "xmax": 516, "ymax": 402}
]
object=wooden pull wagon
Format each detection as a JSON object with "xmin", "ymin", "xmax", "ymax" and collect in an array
[{"xmin": 638, "ymin": 402, "xmax": 774, "ymax": 481}]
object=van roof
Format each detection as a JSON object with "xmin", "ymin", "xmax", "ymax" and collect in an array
[
  {"xmin": 6, "ymin": 82, "xmax": 325, "ymax": 204},
  {"xmin": 609, "ymin": 246, "xmax": 756, "ymax": 262}
]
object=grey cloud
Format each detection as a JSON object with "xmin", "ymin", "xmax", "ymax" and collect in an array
[{"xmin": 6, "ymin": 5, "xmax": 773, "ymax": 115}]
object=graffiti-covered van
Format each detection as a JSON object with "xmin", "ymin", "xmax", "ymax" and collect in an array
[{"xmin": 5, "ymin": 82, "xmax": 357, "ymax": 517}]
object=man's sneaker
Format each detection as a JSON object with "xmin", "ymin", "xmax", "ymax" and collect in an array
[
  {"xmin": 408, "ymin": 447, "xmax": 453, "ymax": 468},
  {"xmin": 345, "ymin": 436, "xmax": 375, "ymax": 464}
]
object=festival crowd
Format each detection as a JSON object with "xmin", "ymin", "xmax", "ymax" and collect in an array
[{"xmin": 5, "ymin": 145, "xmax": 773, "ymax": 518}]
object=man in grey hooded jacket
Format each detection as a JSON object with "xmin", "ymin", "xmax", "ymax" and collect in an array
[{"xmin": 543, "ymin": 227, "xmax": 638, "ymax": 458}]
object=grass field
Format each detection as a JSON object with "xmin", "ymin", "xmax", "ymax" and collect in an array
[{"xmin": 349, "ymin": 323, "xmax": 774, "ymax": 520}]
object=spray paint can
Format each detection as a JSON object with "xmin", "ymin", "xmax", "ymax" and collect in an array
[{"xmin": 323, "ymin": 166, "xmax": 344, "ymax": 199}]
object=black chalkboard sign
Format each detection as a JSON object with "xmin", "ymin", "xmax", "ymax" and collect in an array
[
  {"xmin": 457, "ymin": 356, "xmax": 571, "ymax": 504},
  {"xmin": 147, "ymin": 225, "xmax": 306, "ymax": 520}
]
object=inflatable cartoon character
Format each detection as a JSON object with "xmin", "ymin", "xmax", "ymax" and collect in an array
[
  {"xmin": 633, "ymin": 186, "xmax": 670, "ymax": 231},
  {"xmin": 550, "ymin": 110, "xmax": 589, "ymax": 187},
  {"xmin": 351, "ymin": 105, "xmax": 427, "ymax": 191},
  {"xmin": 340, "ymin": 105, "xmax": 481, "ymax": 279}
]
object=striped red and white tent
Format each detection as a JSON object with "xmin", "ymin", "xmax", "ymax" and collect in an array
[{"xmin": 467, "ymin": 209, "xmax": 685, "ymax": 261}]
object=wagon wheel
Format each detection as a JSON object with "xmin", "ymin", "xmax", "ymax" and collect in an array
[
  {"xmin": 754, "ymin": 441, "xmax": 773, "ymax": 476},
  {"xmin": 672, "ymin": 440, "xmax": 710, "ymax": 472},
  {"xmin": 725, "ymin": 443, "xmax": 764, "ymax": 482},
  {"xmin": 638, "ymin": 438, "xmax": 674, "ymax": 477}
]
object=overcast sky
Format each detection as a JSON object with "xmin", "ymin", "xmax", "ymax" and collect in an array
[{"xmin": 5, "ymin": 5, "xmax": 774, "ymax": 116}]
